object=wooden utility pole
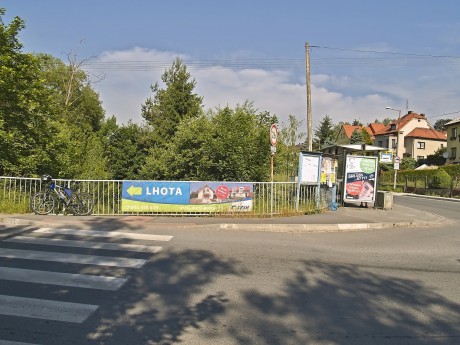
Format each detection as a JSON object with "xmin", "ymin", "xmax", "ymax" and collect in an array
[{"xmin": 305, "ymin": 42, "xmax": 312, "ymax": 151}]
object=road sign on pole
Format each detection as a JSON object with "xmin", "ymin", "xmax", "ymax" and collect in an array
[{"xmin": 270, "ymin": 124, "xmax": 278, "ymax": 146}]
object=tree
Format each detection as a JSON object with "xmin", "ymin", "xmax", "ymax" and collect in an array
[
  {"xmin": 141, "ymin": 58, "xmax": 203, "ymax": 147},
  {"xmin": 352, "ymin": 118, "xmax": 363, "ymax": 126},
  {"xmin": 314, "ymin": 115, "xmax": 336, "ymax": 150},
  {"xmin": 0, "ymin": 9, "xmax": 59, "ymax": 176},
  {"xmin": 433, "ymin": 119, "xmax": 451, "ymax": 132},
  {"xmin": 278, "ymin": 115, "xmax": 305, "ymax": 180},
  {"xmin": 141, "ymin": 103, "xmax": 272, "ymax": 181},
  {"xmin": 418, "ymin": 146, "xmax": 447, "ymax": 167},
  {"xmin": 349, "ymin": 129, "xmax": 363, "ymax": 144},
  {"xmin": 101, "ymin": 117, "xmax": 149, "ymax": 180},
  {"xmin": 37, "ymin": 53, "xmax": 107, "ymax": 178},
  {"xmin": 360, "ymin": 128, "xmax": 373, "ymax": 145}
]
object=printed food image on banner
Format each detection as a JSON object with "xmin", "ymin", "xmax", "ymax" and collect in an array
[
  {"xmin": 121, "ymin": 181, "xmax": 253, "ymax": 213},
  {"xmin": 344, "ymin": 156, "xmax": 377, "ymax": 202}
]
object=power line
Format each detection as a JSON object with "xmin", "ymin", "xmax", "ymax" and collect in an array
[
  {"xmin": 426, "ymin": 110, "xmax": 460, "ymax": 119},
  {"xmin": 313, "ymin": 45, "xmax": 460, "ymax": 59},
  {"xmin": 82, "ymin": 45, "xmax": 460, "ymax": 71}
]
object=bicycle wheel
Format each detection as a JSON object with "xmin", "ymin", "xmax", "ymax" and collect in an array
[
  {"xmin": 69, "ymin": 192, "xmax": 94, "ymax": 216},
  {"xmin": 30, "ymin": 192, "xmax": 56, "ymax": 215}
]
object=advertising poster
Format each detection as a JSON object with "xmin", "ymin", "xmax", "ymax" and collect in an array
[
  {"xmin": 122, "ymin": 181, "xmax": 253, "ymax": 213},
  {"xmin": 320, "ymin": 157, "xmax": 337, "ymax": 186},
  {"xmin": 344, "ymin": 156, "xmax": 377, "ymax": 202}
]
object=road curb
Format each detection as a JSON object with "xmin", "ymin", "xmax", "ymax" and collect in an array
[{"xmin": 0, "ymin": 213, "xmax": 450, "ymax": 233}]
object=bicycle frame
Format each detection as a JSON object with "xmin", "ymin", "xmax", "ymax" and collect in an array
[{"xmin": 48, "ymin": 181, "xmax": 73, "ymax": 207}]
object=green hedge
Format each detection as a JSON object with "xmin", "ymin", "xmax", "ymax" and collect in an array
[{"xmin": 381, "ymin": 164, "xmax": 460, "ymax": 182}]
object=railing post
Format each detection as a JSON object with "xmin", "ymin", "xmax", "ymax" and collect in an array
[{"xmin": 270, "ymin": 181, "xmax": 274, "ymax": 217}]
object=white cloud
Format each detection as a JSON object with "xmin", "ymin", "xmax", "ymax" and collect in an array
[{"xmin": 88, "ymin": 47, "xmax": 460, "ymax": 133}]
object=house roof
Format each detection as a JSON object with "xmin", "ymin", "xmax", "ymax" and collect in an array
[
  {"xmin": 368, "ymin": 123, "xmax": 386, "ymax": 135},
  {"xmin": 445, "ymin": 117, "xmax": 460, "ymax": 126},
  {"xmin": 374, "ymin": 111, "xmax": 427, "ymax": 135},
  {"xmin": 342, "ymin": 125, "xmax": 375, "ymax": 139},
  {"xmin": 405, "ymin": 127, "xmax": 447, "ymax": 140}
]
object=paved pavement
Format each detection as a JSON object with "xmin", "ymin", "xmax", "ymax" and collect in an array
[{"xmin": 0, "ymin": 194, "xmax": 451, "ymax": 233}]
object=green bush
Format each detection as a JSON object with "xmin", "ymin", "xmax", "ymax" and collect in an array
[{"xmin": 428, "ymin": 168, "xmax": 451, "ymax": 188}]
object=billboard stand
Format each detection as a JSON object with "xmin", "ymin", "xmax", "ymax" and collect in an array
[{"xmin": 296, "ymin": 151, "xmax": 322, "ymax": 212}]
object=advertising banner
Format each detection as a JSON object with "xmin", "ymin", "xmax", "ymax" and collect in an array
[
  {"xmin": 344, "ymin": 156, "xmax": 378, "ymax": 203},
  {"xmin": 122, "ymin": 181, "xmax": 253, "ymax": 213}
]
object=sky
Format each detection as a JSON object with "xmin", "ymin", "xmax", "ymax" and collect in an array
[{"xmin": 3, "ymin": 0, "xmax": 460, "ymax": 132}]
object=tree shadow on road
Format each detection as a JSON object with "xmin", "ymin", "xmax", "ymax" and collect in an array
[
  {"xmin": 77, "ymin": 248, "xmax": 245, "ymax": 345},
  {"xmin": 237, "ymin": 260, "xmax": 460, "ymax": 344}
]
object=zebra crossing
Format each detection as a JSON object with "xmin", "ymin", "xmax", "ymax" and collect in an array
[{"xmin": 0, "ymin": 226, "xmax": 173, "ymax": 345}]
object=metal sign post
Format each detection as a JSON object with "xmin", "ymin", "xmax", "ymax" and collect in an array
[
  {"xmin": 393, "ymin": 156, "xmax": 400, "ymax": 189},
  {"xmin": 270, "ymin": 124, "xmax": 278, "ymax": 217}
]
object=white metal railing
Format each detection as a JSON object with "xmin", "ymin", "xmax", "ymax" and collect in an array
[{"xmin": 1, "ymin": 176, "xmax": 326, "ymax": 217}]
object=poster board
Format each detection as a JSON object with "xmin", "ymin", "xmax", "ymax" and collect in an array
[
  {"xmin": 344, "ymin": 155, "xmax": 378, "ymax": 203},
  {"xmin": 298, "ymin": 153, "xmax": 321, "ymax": 184}
]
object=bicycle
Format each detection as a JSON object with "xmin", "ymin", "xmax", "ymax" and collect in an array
[{"xmin": 30, "ymin": 174, "xmax": 94, "ymax": 216}]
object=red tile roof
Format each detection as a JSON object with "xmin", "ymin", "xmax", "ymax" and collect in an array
[
  {"xmin": 374, "ymin": 111, "xmax": 427, "ymax": 135},
  {"xmin": 368, "ymin": 123, "xmax": 386, "ymax": 134},
  {"xmin": 342, "ymin": 125, "xmax": 375, "ymax": 139},
  {"xmin": 405, "ymin": 128, "xmax": 447, "ymax": 140}
]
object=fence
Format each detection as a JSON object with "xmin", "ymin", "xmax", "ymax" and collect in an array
[
  {"xmin": 0, "ymin": 176, "xmax": 329, "ymax": 217},
  {"xmin": 379, "ymin": 173, "xmax": 460, "ymax": 198}
]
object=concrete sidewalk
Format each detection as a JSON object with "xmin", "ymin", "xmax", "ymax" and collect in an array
[{"xmin": 0, "ymin": 201, "xmax": 449, "ymax": 233}]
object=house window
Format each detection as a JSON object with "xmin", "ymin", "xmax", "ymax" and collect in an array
[
  {"xmin": 378, "ymin": 141, "xmax": 382, "ymax": 147},
  {"xmin": 451, "ymin": 147, "xmax": 457, "ymax": 159},
  {"xmin": 390, "ymin": 124, "xmax": 396, "ymax": 130},
  {"xmin": 417, "ymin": 142, "xmax": 425, "ymax": 149},
  {"xmin": 417, "ymin": 156, "xmax": 424, "ymax": 161},
  {"xmin": 451, "ymin": 127, "xmax": 458, "ymax": 140},
  {"xmin": 391, "ymin": 139, "xmax": 397, "ymax": 149}
]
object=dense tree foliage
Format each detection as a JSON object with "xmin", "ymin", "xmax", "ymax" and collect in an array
[
  {"xmin": 141, "ymin": 103, "xmax": 275, "ymax": 181},
  {"xmin": 100, "ymin": 117, "xmax": 149, "ymax": 180},
  {"xmin": 433, "ymin": 119, "xmax": 451, "ymax": 132},
  {"xmin": 0, "ymin": 9, "xmax": 59, "ymax": 176},
  {"xmin": 141, "ymin": 58, "xmax": 203, "ymax": 147}
]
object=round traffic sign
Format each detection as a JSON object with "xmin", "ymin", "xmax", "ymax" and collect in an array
[
  {"xmin": 394, "ymin": 156, "xmax": 401, "ymax": 163},
  {"xmin": 270, "ymin": 124, "xmax": 278, "ymax": 146}
]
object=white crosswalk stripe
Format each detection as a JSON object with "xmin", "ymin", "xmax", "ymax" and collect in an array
[
  {"xmin": 0, "ymin": 248, "xmax": 147, "ymax": 268},
  {"xmin": 0, "ymin": 267, "xmax": 127, "ymax": 290},
  {"xmin": 0, "ymin": 295, "xmax": 98, "ymax": 323},
  {"xmin": 0, "ymin": 340, "xmax": 41, "ymax": 345},
  {"xmin": 33, "ymin": 228, "xmax": 173, "ymax": 241},
  {"xmin": 0, "ymin": 226, "xmax": 173, "ymax": 328},
  {"xmin": 6, "ymin": 236, "xmax": 163, "ymax": 253}
]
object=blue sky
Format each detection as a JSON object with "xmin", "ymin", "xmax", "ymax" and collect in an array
[{"xmin": 3, "ymin": 0, "xmax": 460, "ymax": 130}]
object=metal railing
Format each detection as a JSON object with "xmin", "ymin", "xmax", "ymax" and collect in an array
[{"xmin": 0, "ymin": 176, "xmax": 328, "ymax": 217}]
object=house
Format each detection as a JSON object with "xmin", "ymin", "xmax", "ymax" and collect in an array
[
  {"xmin": 372, "ymin": 111, "xmax": 447, "ymax": 161},
  {"xmin": 195, "ymin": 185, "xmax": 215, "ymax": 203},
  {"xmin": 336, "ymin": 124, "xmax": 375, "ymax": 144},
  {"xmin": 444, "ymin": 117, "xmax": 460, "ymax": 164}
]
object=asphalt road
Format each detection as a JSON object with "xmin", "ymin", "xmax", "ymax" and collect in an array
[{"xmin": 0, "ymin": 196, "xmax": 459, "ymax": 345}]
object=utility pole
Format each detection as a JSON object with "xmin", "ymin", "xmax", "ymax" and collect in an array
[{"xmin": 305, "ymin": 42, "xmax": 312, "ymax": 151}]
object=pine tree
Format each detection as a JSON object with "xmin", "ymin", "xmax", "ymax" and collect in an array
[
  {"xmin": 314, "ymin": 115, "xmax": 336, "ymax": 149},
  {"xmin": 141, "ymin": 58, "xmax": 203, "ymax": 147}
]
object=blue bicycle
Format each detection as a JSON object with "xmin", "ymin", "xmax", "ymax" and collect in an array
[{"xmin": 30, "ymin": 174, "xmax": 94, "ymax": 216}]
